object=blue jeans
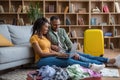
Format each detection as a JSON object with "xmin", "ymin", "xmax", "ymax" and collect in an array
[
  {"xmin": 36, "ymin": 57, "xmax": 90, "ymax": 68},
  {"xmin": 77, "ymin": 52, "xmax": 109, "ymax": 64},
  {"xmin": 36, "ymin": 52, "xmax": 109, "ymax": 68}
]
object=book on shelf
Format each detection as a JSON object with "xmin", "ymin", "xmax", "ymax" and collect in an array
[
  {"xmin": 64, "ymin": 6, "xmax": 69, "ymax": 13},
  {"xmin": 10, "ymin": 5, "xmax": 15, "ymax": 12},
  {"xmin": 49, "ymin": 5, "xmax": 55, "ymax": 13},
  {"xmin": 70, "ymin": 30, "xmax": 77, "ymax": 38},
  {"xmin": 58, "ymin": 5, "xmax": 61, "ymax": 13},
  {"xmin": 115, "ymin": 2, "xmax": 120, "ymax": 13},
  {"xmin": 110, "ymin": 15, "xmax": 115, "ymax": 25},
  {"xmin": 114, "ymin": 28, "xmax": 117, "ymax": 36},
  {"xmin": 66, "ymin": 18, "xmax": 71, "ymax": 25},
  {"xmin": 17, "ymin": 5, "xmax": 22, "ymax": 13},
  {"xmin": 91, "ymin": 18, "xmax": 97, "ymax": 25},
  {"xmin": 0, "ymin": 5, "xmax": 4, "ymax": 13},
  {"xmin": 69, "ymin": 3, "xmax": 75, "ymax": 13},
  {"xmin": 78, "ymin": 17, "xmax": 84, "ymax": 25},
  {"xmin": 103, "ymin": 5, "xmax": 109, "ymax": 13}
]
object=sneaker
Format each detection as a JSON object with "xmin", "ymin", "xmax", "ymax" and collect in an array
[
  {"xmin": 90, "ymin": 63, "xmax": 105, "ymax": 73},
  {"xmin": 114, "ymin": 55, "xmax": 120, "ymax": 68}
]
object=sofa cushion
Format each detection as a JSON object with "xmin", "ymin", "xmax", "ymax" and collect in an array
[
  {"xmin": 0, "ymin": 25, "xmax": 11, "ymax": 42},
  {"xmin": 0, "ymin": 45, "xmax": 34, "ymax": 64},
  {"xmin": 0, "ymin": 34, "xmax": 13, "ymax": 46},
  {"xmin": 8, "ymin": 25, "xmax": 32, "ymax": 45}
]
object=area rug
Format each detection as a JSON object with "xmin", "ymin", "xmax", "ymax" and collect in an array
[{"xmin": 0, "ymin": 69, "xmax": 34, "ymax": 80}]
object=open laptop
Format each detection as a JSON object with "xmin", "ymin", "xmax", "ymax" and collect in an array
[
  {"xmin": 69, "ymin": 42, "xmax": 78, "ymax": 58},
  {"xmin": 56, "ymin": 42, "xmax": 78, "ymax": 59}
]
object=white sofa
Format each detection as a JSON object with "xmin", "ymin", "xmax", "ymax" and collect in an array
[{"xmin": 0, "ymin": 25, "xmax": 34, "ymax": 70}]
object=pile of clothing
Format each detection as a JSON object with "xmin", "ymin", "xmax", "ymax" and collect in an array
[{"xmin": 27, "ymin": 64, "xmax": 101, "ymax": 80}]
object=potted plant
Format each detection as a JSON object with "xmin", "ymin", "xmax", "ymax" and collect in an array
[{"xmin": 28, "ymin": 3, "xmax": 43, "ymax": 24}]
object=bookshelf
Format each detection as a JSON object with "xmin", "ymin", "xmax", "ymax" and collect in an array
[{"xmin": 0, "ymin": 0, "xmax": 120, "ymax": 49}]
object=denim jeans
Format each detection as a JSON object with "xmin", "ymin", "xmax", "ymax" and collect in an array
[
  {"xmin": 77, "ymin": 52, "xmax": 109, "ymax": 64},
  {"xmin": 36, "ymin": 52, "xmax": 109, "ymax": 68},
  {"xmin": 36, "ymin": 57, "xmax": 90, "ymax": 68}
]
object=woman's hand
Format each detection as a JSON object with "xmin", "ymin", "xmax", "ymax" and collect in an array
[
  {"xmin": 56, "ymin": 53, "xmax": 69, "ymax": 58},
  {"xmin": 72, "ymin": 53, "xmax": 80, "ymax": 60}
]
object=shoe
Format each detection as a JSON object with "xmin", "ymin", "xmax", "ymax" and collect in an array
[
  {"xmin": 114, "ymin": 55, "xmax": 120, "ymax": 68},
  {"xmin": 90, "ymin": 63, "xmax": 105, "ymax": 73}
]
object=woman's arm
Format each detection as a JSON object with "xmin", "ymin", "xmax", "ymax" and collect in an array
[
  {"xmin": 32, "ymin": 42, "xmax": 58, "ymax": 57},
  {"xmin": 32, "ymin": 42, "xmax": 68, "ymax": 58}
]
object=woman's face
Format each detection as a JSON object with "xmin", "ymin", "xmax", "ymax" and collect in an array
[{"xmin": 41, "ymin": 22, "xmax": 49, "ymax": 35}]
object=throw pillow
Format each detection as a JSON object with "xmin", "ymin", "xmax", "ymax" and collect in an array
[{"xmin": 0, "ymin": 34, "xmax": 13, "ymax": 46}]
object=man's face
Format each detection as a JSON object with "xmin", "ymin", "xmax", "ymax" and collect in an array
[{"xmin": 50, "ymin": 19, "xmax": 60, "ymax": 31}]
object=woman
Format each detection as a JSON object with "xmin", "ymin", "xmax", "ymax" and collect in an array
[{"xmin": 30, "ymin": 17, "xmax": 119, "ymax": 72}]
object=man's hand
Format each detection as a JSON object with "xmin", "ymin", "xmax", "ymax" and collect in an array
[
  {"xmin": 72, "ymin": 53, "xmax": 80, "ymax": 60},
  {"xmin": 51, "ymin": 45, "xmax": 60, "ymax": 52}
]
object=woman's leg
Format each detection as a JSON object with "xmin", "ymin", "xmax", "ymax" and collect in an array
[
  {"xmin": 36, "ymin": 57, "xmax": 90, "ymax": 68},
  {"xmin": 36, "ymin": 57, "xmax": 69, "ymax": 68},
  {"xmin": 67, "ymin": 58, "xmax": 90, "ymax": 68},
  {"xmin": 36, "ymin": 57, "xmax": 105, "ymax": 72},
  {"xmin": 77, "ymin": 52, "xmax": 109, "ymax": 63}
]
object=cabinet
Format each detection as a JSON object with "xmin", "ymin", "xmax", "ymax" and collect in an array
[{"xmin": 0, "ymin": 0, "xmax": 120, "ymax": 49}]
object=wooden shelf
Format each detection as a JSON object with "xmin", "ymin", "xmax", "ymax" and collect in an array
[{"xmin": 0, "ymin": 0, "xmax": 120, "ymax": 49}]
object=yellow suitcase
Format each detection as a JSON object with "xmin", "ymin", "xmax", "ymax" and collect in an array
[{"xmin": 83, "ymin": 29, "xmax": 104, "ymax": 56}]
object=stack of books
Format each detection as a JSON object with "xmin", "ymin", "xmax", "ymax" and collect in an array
[{"xmin": 49, "ymin": 5, "xmax": 55, "ymax": 12}]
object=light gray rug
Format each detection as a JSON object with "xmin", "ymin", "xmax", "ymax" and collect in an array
[{"xmin": 0, "ymin": 69, "xmax": 34, "ymax": 80}]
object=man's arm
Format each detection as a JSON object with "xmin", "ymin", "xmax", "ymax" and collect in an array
[{"xmin": 63, "ymin": 29, "xmax": 73, "ymax": 51}]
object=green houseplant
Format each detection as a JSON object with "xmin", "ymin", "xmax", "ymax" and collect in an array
[{"xmin": 28, "ymin": 3, "xmax": 43, "ymax": 24}]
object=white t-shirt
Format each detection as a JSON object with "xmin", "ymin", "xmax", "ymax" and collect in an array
[{"xmin": 54, "ymin": 31, "xmax": 65, "ymax": 53}]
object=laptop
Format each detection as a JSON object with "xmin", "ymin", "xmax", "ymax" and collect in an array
[
  {"xmin": 69, "ymin": 42, "xmax": 78, "ymax": 58},
  {"xmin": 56, "ymin": 42, "xmax": 78, "ymax": 59}
]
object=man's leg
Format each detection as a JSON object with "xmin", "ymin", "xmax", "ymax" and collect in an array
[
  {"xmin": 77, "ymin": 52, "xmax": 108, "ymax": 63},
  {"xmin": 78, "ymin": 55, "xmax": 103, "ymax": 64}
]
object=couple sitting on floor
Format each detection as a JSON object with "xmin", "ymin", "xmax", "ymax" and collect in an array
[{"xmin": 30, "ymin": 16, "xmax": 120, "ymax": 73}]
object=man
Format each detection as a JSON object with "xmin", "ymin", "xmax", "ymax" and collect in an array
[{"xmin": 48, "ymin": 16, "xmax": 120, "ymax": 68}]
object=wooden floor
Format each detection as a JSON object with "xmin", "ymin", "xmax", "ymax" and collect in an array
[{"xmin": 101, "ymin": 49, "xmax": 120, "ymax": 80}]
